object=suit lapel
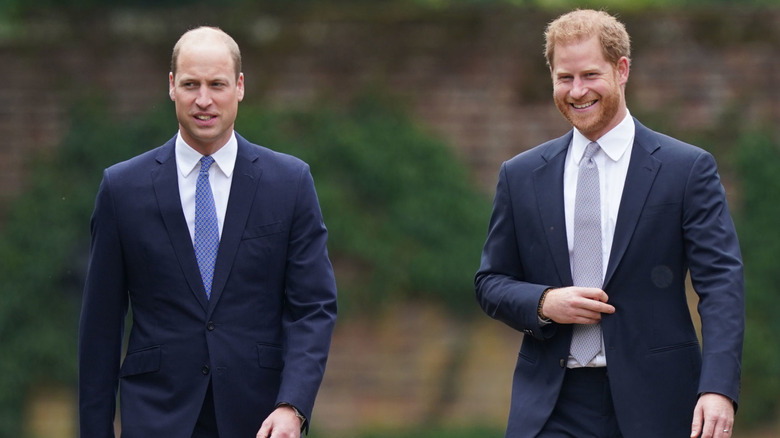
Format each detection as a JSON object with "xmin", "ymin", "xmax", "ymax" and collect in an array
[
  {"xmin": 604, "ymin": 120, "xmax": 661, "ymax": 287},
  {"xmin": 207, "ymin": 135, "xmax": 263, "ymax": 311},
  {"xmin": 534, "ymin": 134, "xmax": 574, "ymax": 286},
  {"xmin": 152, "ymin": 138, "xmax": 210, "ymax": 312}
]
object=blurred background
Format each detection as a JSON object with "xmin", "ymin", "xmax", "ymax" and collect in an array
[{"xmin": 1, "ymin": 0, "xmax": 778, "ymax": 437}]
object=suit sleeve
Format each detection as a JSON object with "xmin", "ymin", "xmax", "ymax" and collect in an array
[
  {"xmin": 276, "ymin": 165, "xmax": 338, "ymax": 430},
  {"xmin": 78, "ymin": 171, "xmax": 128, "ymax": 438},
  {"xmin": 683, "ymin": 152, "xmax": 744, "ymax": 405},
  {"xmin": 475, "ymin": 163, "xmax": 555, "ymax": 340}
]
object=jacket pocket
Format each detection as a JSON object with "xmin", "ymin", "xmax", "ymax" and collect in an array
[
  {"xmin": 639, "ymin": 202, "xmax": 680, "ymax": 220},
  {"xmin": 242, "ymin": 222, "xmax": 285, "ymax": 240},
  {"xmin": 648, "ymin": 339, "xmax": 700, "ymax": 355},
  {"xmin": 517, "ymin": 338, "xmax": 538, "ymax": 364},
  {"xmin": 257, "ymin": 343, "xmax": 284, "ymax": 370},
  {"xmin": 120, "ymin": 345, "xmax": 161, "ymax": 377}
]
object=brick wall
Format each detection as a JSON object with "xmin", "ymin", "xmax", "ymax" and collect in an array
[
  {"xmin": 3, "ymin": 6, "xmax": 777, "ymax": 202},
  {"xmin": 5, "ymin": 5, "xmax": 779, "ymax": 434}
]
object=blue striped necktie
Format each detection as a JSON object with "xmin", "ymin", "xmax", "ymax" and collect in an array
[{"xmin": 194, "ymin": 156, "xmax": 219, "ymax": 299}]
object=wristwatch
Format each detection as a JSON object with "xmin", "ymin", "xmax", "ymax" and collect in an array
[{"xmin": 277, "ymin": 403, "xmax": 307, "ymax": 431}]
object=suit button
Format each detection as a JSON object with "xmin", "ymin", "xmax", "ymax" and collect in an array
[
  {"xmin": 202, "ymin": 365, "xmax": 210, "ymax": 375},
  {"xmin": 559, "ymin": 359, "xmax": 566, "ymax": 368},
  {"xmin": 207, "ymin": 321, "xmax": 216, "ymax": 331}
]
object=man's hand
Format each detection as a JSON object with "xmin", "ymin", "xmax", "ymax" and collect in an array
[
  {"xmin": 691, "ymin": 393, "xmax": 734, "ymax": 438},
  {"xmin": 256, "ymin": 406, "xmax": 303, "ymax": 438},
  {"xmin": 541, "ymin": 287, "xmax": 615, "ymax": 324}
]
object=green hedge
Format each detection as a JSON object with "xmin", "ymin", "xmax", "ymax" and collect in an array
[
  {"xmin": 733, "ymin": 130, "xmax": 780, "ymax": 426},
  {"xmin": 237, "ymin": 94, "xmax": 490, "ymax": 314},
  {"xmin": 0, "ymin": 95, "xmax": 174, "ymax": 436},
  {"xmin": 0, "ymin": 93, "xmax": 490, "ymax": 435},
  {"xmin": 329, "ymin": 425, "xmax": 504, "ymax": 438},
  {"xmin": 4, "ymin": 91, "xmax": 779, "ymax": 436},
  {"xmin": 2, "ymin": 0, "xmax": 775, "ymax": 16}
]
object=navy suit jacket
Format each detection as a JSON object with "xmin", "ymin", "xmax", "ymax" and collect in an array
[
  {"xmin": 79, "ymin": 133, "xmax": 338, "ymax": 438},
  {"xmin": 475, "ymin": 120, "xmax": 744, "ymax": 438}
]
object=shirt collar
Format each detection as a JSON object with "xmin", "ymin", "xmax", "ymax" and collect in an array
[
  {"xmin": 175, "ymin": 131, "xmax": 238, "ymax": 178},
  {"xmin": 571, "ymin": 110, "xmax": 634, "ymax": 165}
]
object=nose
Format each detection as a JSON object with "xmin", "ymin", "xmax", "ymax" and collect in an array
[
  {"xmin": 570, "ymin": 77, "xmax": 589, "ymax": 100},
  {"xmin": 195, "ymin": 86, "xmax": 212, "ymax": 108}
]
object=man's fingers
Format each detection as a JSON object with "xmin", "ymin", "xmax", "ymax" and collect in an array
[
  {"xmin": 691, "ymin": 404, "xmax": 703, "ymax": 437},
  {"xmin": 577, "ymin": 287, "xmax": 608, "ymax": 301},
  {"xmin": 257, "ymin": 418, "xmax": 273, "ymax": 438},
  {"xmin": 543, "ymin": 287, "xmax": 615, "ymax": 324},
  {"xmin": 577, "ymin": 295, "xmax": 615, "ymax": 314},
  {"xmin": 692, "ymin": 394, "xmax": 734, "ymax": 438}
]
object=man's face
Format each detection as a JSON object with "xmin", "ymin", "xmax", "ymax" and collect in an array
[
  {"xmin": 551, "ymin": 36, "xmax": 629, "ymax": 141},
  {"xmin": 169, "ymin": 40, "xmax": 244, "ymax": 155}
]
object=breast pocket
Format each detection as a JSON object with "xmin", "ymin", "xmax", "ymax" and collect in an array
[
  {"xmin": 242, "ymin": 221, "xmax": 285, "ymax": 240},
  {"xmin": 639, "ymin": 202, "xmax": 680, "ymax": 221}
]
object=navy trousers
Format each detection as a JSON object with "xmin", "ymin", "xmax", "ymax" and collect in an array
[
  {"xmin": 538, "ymin": 367, "xmax": 623, "ymax": 438},
  {"xmin": 192, "ymin": 382, "xmax": 220, "ymax": 438}
]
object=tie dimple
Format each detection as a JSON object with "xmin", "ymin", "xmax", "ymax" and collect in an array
[
  {"xmin": 194, "ymin": 156, "xmax": 219, "ymax": 299},
  {"xmin": 570, "ymin": 142, "xmax": 604, "ymax": 366}
]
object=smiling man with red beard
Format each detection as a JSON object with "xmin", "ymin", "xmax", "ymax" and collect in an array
[
  {"xmin": 551, "ymin": 31, "xmax": 627, "ymax": 142},
  {"xmin": 475, "ymin": 9, "xmax": 744, "ymax": 438}
]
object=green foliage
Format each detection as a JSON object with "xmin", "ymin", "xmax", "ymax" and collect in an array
[
  {"xmin": 2, "ymin": 0, "xmax": 776, "ymax": 19},
  {"xmin": 733, "ymin": 131, "xmax": 780, "ymax": 426},
  {"xmin": 0, "ymin": 97, "xmax": 174, "ymax": 436},
  {"xmin": 319, "ymin": 425, "xmax": 503, "ymax": 438},
  {"xmin": 0, "ymin": 93, "xmax": 489, "ymax": 434},
  {"xmin": 237, "ymin": 94, "xmax": 490, "ymax": 314}
]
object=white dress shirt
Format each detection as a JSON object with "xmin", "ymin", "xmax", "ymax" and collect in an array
[
  {"xmin": 562, "ymin": 111, "xmax": 635, "ymax": 367},
  {"xmin": 175, "ymin": 132, "xmax": 237, "ymax": 242}
]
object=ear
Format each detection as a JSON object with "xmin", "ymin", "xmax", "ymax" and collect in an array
[
  {"xmin": 237, "ymin": 73, "xmax": 245, "ymax": 102},
  {"xmin": 616, "ymin": 57, "xmax": 630, "ymax": 86},
  {"xmin": 169, "ymin": 72, "xmax": 176, "ymax": 101}
]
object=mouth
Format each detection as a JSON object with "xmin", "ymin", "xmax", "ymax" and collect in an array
[
  {"xmin": 194, "ymin": 114, "xmax": 216, "ymax": 122},
  {"xmin": 571, "ymin": 100, "xmax": 597, "ymax": 110}
]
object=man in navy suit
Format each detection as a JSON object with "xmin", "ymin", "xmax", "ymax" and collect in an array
[
  {"xmin": 78, "ymin": 26, "xmax": 337, "ymax": 438},
  {"xmin": 475, "ymin": 10, "xmax": 743, "ymax": 438}
]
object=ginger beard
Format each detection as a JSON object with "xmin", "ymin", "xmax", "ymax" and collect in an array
[
  {"xmin": 555, "ymin": 79, "xmax": 621, "ymax": 138},
  {"xmin": 553, "ymin": 67, "xmax": 623, "ymax": 140},
  {"xmin": 550, "ymin": 36, "xmax": 628, "ymax": 141}
]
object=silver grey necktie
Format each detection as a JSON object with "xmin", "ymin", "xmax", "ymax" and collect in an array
[{"xmin": 570, "ymin": 141, "xmax": 604, "ymax": 366}]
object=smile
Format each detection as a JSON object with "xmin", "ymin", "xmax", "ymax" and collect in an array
[
  {"xmin": 195, "ymin": 115, "xmax": 215, "ymax": 121},
  {"xmin": 572, "ymin": 100, "xmax": 597, "ymax": 109}
]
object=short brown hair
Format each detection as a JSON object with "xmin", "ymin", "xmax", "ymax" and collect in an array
[
  {"xmin": 170, "ymin": 26, "xmax": 242, "ymax": 80},
  {"xmin": 544, "ymin": 9, "xmax": 631, "ymax": 69}
]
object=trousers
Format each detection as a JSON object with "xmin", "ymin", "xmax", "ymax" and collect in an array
[
  {"xmin": 191, "ymin": 381, "xmax": 219, "ymax": 438},
  {"xmin": 537, "ymin": 367, "xmax": 623, "ymax": 438}
]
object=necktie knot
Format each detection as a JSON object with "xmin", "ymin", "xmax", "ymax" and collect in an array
[
  {"xmin": 583, "ymin": 141, "xmax": 600, "ymax": 165},
  {"xmin": 200, "ymin": 156, "xmax": 215, "ymax": 174}
]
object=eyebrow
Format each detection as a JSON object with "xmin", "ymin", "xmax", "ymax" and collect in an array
[{"xmin": 176, "ymin": 75, "xmax": 232, "ymax": 84}]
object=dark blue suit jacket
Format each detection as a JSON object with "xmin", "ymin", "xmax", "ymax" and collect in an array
[
  {"xmin": 475, "ymin": 120, "xmax": 744, "ymax": 438},
  {"xmin": 79, "ymin": 133, "xmax": 338, "ymax": 438}
]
